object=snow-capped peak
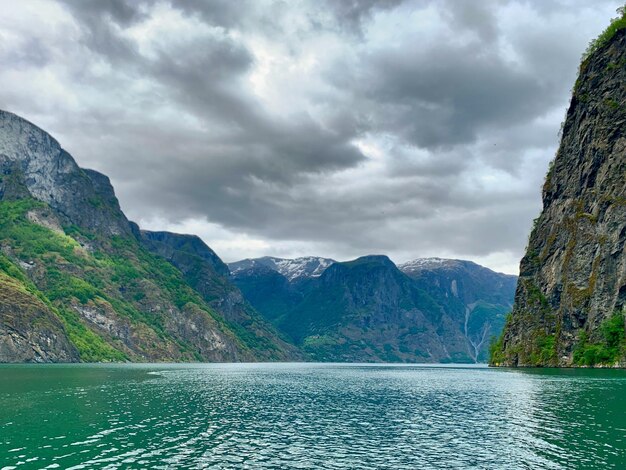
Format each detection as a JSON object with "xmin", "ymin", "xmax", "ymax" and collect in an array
[
  {"xmin": 228, "ymin": 256, "xmax": 336, "ymax": 281},
  {"xmin": 398, "ymin": 257, "xmax": 462, "ymax": 273}
]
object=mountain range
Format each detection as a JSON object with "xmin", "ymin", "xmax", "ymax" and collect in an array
[
  {"xmin": 0, "ymin": 109, "xmax": 515, "ymax": 363},
  {"xmin": 230, "ymin": 255, "xmax": 516, "ymax": 362}
]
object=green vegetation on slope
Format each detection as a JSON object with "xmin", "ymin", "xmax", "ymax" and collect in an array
[
  {"xmin": 490, "ymin": 311, "xmax": 626, "ymax": 368},
  {"xmin": 582, "ymin": 6, "xmax": 626, "ymax": 62},
  {"xmin": 0, "ymin": 198, "xmax": 249, "ymax": 361},
  {"xmin": 573, "ymin": 312, "xmax": 626, "ymax": 366},
  {"xmin": 0, "ymin": 254, "xmax": 124, "ymax": 362},
  {"xmin": 139, "ymin": 232, "xmax": 295, "ymax": 359}
]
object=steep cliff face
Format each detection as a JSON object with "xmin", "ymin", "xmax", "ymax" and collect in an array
[
  {"xmin": 494, "ymin": 26, "xmax": 626, "ymax": 367},
  {"xmin": 0, "ymin": 272, "xmax": 78, "ymax": 362},
  {"xmin": 0, "ymin": 111, "xmax": 131, "ymax": 237}
]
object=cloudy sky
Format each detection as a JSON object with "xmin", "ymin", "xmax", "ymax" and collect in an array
[{"xmin": 0, "ymin": 0, "xmax": 622, "ymax": 273}]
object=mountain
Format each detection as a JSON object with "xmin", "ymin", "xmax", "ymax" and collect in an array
[
  {"xmin": 0, "ymin": 108, "xmax": 517, "ymax": 364},
  {"xmin": 399, "ymin": 258, "xmax": 517, "ymax": 360},
  {"xmin": 228, "ymin": 264, "xmax": 302, "ymax": 324},
  {"xmin": 227, "ymin": 256, "xmax": 335, "ymax": 323},
  {"xmin": 492, "ymin": 19, "xmax": 626, "ymax": 367},
  {"xmin": 0, "ymin": 109, "xmax": 297, "ymax": 362},
  {"xmin": 231, "ymin": 254, "xmax": 516, "ymax": 362},
  {"xmin": 139, "ymin": 231, "xmax": 300, "ymax": 359}
]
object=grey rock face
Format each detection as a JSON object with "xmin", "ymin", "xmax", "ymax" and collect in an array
[
  {"xmin": 0, "ymin": 274, "xmax": 78, "ymax": 363},
  {"xmin": 497, "ymin": 29, "xmax": 626, "ymax": 367},
  {"xmin": 0, "ymin": 110, "xmax": 131, "ymax": 236},
  {"xmin": 0, "ymin": 157, "xmax": 31, "ymax": 200}
]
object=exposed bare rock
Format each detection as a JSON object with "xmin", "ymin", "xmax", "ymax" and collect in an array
[
  {"xmin": 495, "ymin": 28, "xmax": 626, "ymax": 367},
  {"xmin": 0, "ymin": 273, "xmax": 78, "ymax": 362}
]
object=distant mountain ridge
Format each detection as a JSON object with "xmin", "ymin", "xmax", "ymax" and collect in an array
[
  {"xmin": 230, "ymin": 254, "xmax": 517, "ymax": 362},
  {"xmin": 229, "ymin": 256, "xmax": 335, "ymax": 282},
  {"xmin": 399, "ymin": 258, "xmax": 517, "ymax": 361}
]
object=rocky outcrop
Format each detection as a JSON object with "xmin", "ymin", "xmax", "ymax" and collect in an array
[
  {"xmin": 0, "ymin": 273, "xmax": 78, "ymax": 362},
  {"xmin": 0, "ymin": 110, "xmax": 131, "ymax": 236},
  {"xmin": 494, "ymin": 27, "xmax": 626, "ymax": 367}
]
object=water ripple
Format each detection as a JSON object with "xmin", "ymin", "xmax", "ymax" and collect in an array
[{"xmin": 1, "ymin": 364, "xmax": 626, "ymax": 468}]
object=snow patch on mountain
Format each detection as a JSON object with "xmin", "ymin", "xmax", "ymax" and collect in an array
[
  {"xmin": 229, "ymin": 256, "xmax": 336, "ymax": 281},
  {"xmin": 398, "ymin": 258, "xmax": 464, "ymax": 274}
]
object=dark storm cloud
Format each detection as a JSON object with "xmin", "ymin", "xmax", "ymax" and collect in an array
[
  {"xmin": 330, "ymin": 3, "xmax": 579, "ymax": 152},
  {"xmin": 0, "ymin": 0, "xmax": 622, "ymax": 272},
  {"xmin": 64, "ymin": 0, "xmax": 148, "ymax": 25},
  {"xmin": 352, "ymin": 44, "xmax": 551, "ymax": 148},
  {"xmin": 321, "ymin": 0, "xmax": 405, "ymax": 33},
  {"xmin": 61, "ymin": 0, "xmax": 147, "ymax": 61},
  {"xmin": 442, "ymin": 0, "xmax": 499, "ymax": 42}
]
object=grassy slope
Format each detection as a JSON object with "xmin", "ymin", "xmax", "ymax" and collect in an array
[{"xmin": 141, "ymin": 236, "xmax": 298, "ymax": 360}]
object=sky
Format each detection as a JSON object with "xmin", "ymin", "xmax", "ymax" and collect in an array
[{"xmin": 0, "ymin": 0, "xmax": 622, "ymax": 274}]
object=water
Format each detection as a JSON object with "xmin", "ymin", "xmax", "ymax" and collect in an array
[{"xmin": 0, "ymin": 364, "xmax": 625, "ymax": 469}]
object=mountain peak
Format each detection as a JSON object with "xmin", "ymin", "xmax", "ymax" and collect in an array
[
  {"xmin": 342, "ymin": 254, "xmax": 395, "ymax": 268},
  {"xmin": 141, "ymin": 230, "xmax": 230, "ymax": 277},
  {"xmin": 398, "ymin": 257, "xmax": 488, "ymax": 275},
  {"xmin": 0, "ymin": 110, "xmax": 61, "ymax": 160},
  {"xmin": 0, "ymin": 109, "xmax": 131, "ymax": 237},
  {"xmin": 399, "ymin": 257, "xmax": 458, "ymax": 271}
]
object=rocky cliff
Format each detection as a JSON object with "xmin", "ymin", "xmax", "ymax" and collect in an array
[
  {"xmin": 0, "ymin": 112, "xmax": 131, "ymax": 237},
  {"xmin": 493, "ymin": 23, "xmax": 626, "ymax": 367},
  {"xmin": 0, "ymin": 271, "xmax": 78, "ymax": 362}
]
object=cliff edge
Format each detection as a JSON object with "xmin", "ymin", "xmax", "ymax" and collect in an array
[{"xmin": 492, "ymin": 16, "xmax": 626, "ymax": 367}]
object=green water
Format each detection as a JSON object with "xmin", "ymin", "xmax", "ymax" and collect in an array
[{"xmin": 0, "ymin": 364, "xmax": 625, "ymax": 469}]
